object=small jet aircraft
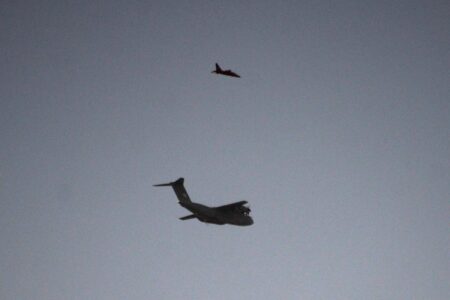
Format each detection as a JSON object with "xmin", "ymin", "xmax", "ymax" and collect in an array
[
  {"xmin": 211, "ymin": 63, "xmax": 241, "ymax": 78},
  {"xmin": 154, "ymin": 178, "xmax": 253, "ymax": 226}
]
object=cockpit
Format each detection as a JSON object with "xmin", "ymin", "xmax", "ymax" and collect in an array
[{"xmin": 236, "ymin": 205, "xmax": 251, "ymax": 216}]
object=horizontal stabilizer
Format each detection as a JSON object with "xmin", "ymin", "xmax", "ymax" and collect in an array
[
  {"xmin": 153, "ymin": 182, "xmax": 172, "ymax": 187},
  {"xmin": 179, "ymin": 214, "xmax": 196, "ymax": 221},
  {"xmin": 153, "ymin": 178, "xmax": 184, "ymax": 187}
]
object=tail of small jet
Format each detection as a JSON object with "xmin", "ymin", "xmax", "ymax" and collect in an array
[
  {"xmin": 212, "ymin": 63, "xmax": 222, "ymax": 73},
  {"xmin": 153, "ymin": 177, "xmax": 192, "ymax": 203}
]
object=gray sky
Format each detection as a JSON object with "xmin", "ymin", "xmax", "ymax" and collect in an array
[{"xmin": 1, "ymin": 1, "xmax": 449, "ymax": 299}]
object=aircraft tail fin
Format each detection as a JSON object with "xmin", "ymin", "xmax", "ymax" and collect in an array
[
  {"xmin": 215, "ymin": 63, "xmax": 222, "ymax": 72},
  {"xmin": 154, "ymin": 177, "xmax": 192, "ymax": 203}
]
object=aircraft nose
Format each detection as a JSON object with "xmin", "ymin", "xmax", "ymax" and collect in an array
[{"xmin": 247, "ymin": 217, "xmax": 254, "ymax": 225}]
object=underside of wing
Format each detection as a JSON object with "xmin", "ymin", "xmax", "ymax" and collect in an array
[{"xmin": 215, "ymin": 200, "xmax": 248, "ymax": 211}]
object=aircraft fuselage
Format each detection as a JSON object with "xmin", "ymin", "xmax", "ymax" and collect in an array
[{"xmin": 179, "ymin": 201, "xmax": 253, "ymax": 226}]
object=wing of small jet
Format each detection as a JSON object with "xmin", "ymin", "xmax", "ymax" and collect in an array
[
  {"xmin": 224, "ymin": 70, "xmax": 240, "ymax": 78},
  {"xmin": 215, "ymin": 200, "xmax": 248, "ymax": 211}
]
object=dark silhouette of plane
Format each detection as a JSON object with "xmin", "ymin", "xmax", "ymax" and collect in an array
[
  {"xmin": 154, "ymin": 178, "xmax": 253, "ymax": 226},
  {"xmin": 211, "ymin": 63, "xmax": 241, "ymax": 78}
]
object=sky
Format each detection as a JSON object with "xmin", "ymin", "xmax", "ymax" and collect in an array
[{"xmin": 1, "ymin": 1, "xmax": 449, "ymax": 299}]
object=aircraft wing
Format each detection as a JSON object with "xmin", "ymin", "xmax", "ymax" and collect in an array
[
  {"xmin": 215, "ymin": 200, "xmax": 248, "ymax": 211},
  {"xmin": 226, "ymin": 71, "xmax": 240, "ymax": 78}
]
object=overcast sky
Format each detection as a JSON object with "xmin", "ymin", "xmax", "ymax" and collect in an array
[{"xmin": 1, "ymin": 1, "xmax": 449, "ymax": 299}]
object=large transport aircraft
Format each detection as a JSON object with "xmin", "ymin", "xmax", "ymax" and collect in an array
[{"xmin": 154, "ymin": 178, "xmax": 253, "ymax": 226}]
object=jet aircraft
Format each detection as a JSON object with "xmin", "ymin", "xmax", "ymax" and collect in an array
[
  {"xmin": 211, "ymin": 63, "xmax": 241, "ymax": 78},
  {"xmin": 154, "ymin": 178, "xmax": 253, "ymax": 226}
]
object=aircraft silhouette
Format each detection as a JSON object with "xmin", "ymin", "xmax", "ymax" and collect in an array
[
  {"xmin": 211, "ymin": 63, "xmax": 241, "ymax": 78},
  {"xmin": 154, "ymin": 178, "xmax": 253, "ymax": 226}
]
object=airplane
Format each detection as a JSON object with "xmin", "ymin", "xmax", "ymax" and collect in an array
[
  {"xmin": 154, "ymin": 177, "xmax": 253, "ymax": 226},
  {"xmin": 211, "ymin": 63, "xmax": 241, "ymax": 78}
]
